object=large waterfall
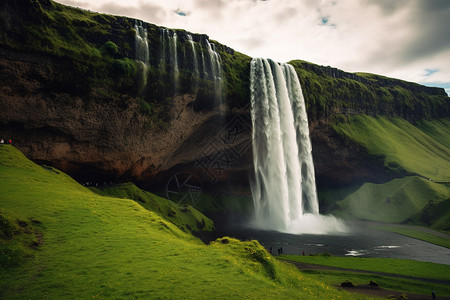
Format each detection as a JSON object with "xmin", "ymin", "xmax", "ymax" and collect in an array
[{"xmin": 250, "ymin": 58, "xmax": 346, "ymax": 234}]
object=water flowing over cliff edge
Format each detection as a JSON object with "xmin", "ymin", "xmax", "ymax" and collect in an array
[{"xmin": 0, "ymin": 0, "xmax": 449, "ymax": 220}]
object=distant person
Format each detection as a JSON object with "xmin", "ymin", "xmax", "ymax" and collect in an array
[
  {"xmin": 8, "ymin": 139, "xmax": 12, "ymax": 144},
  {"xmin": 0, "ymin": 139, "xmax": 4, "ymax": 144}
]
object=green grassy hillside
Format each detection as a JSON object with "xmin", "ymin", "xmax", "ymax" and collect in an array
[
  {"xmin": 328, "ymin": 116, "xmax": 450, "ymax": 228},
  {"xmin": 92, "ymin": 183, "xmax": 214, "ymax": 233},
  {"xmin": 335, "ymin": 176, "xmax": 448, "ymax": 224},
  {"xmin": 333, "ymin": 116, "xmax": 449, "ymax": 181},
  {"xmin": 0, "ymin": 145, "xmax": 356, "ymax": 299}
]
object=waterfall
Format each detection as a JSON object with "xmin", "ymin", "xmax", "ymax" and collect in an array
[
  {"xmin": 134, "ymin": 20, "xmax": 149, "ymax": 64},
  {"xmin": 187, "ymin": 34, "xmax": 199, "ymax": 77},
  {"xmin": 204, "ymin": 39, "xmax": 223, "ymax": 106},
  {"xmin": 160, "ymin": 28, "xmax": 179, "ymax": 89},
  {"xmin": 134, "ymin": 20, "xmax": 149, "ymax": 91},
  {"xmin": 250, "ymin": 58, "xmax": 343, "ymax": 234},
  {"xmin": 158, "ymin": 29, "xmax": 224, "ymax": 107}
]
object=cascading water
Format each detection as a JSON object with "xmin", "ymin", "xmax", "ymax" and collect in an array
[
  {"xmin": 204, "ymin": 39, "xmax": 223, "ymax": 107},
  {"xmin": 250, "ymin": 58, "xmax": 346, "ymax": 234},
  {"xmin": 134, "ymin": 20, "xmax": 149, "ymax": 91},
  {"xmin": 158, "ymin": 28, "xmax": 224, "ymax": 108},
  {"xmin": 187, "ymin": 34, "xmax": 199, "ymax": 77},
  {"xmin": 160, "ymin": 28, "xmax": 179, "ymax": 89}
]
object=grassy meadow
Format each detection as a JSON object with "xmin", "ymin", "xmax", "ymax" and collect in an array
[
  {"xmin": 280, "ymin": 255, "xmax": 450, "ymax": 297},
  {"xmin": 1, "ymin": 145, "xmax": 359, "ymax": 299}
]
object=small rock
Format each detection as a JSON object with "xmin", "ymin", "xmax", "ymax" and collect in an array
[
  {"xmin": 340, "ymin": 281, "xmax": 354, "ymax": 287},
  {"xmin": 369, "ymin": 280, "xmax": 378, "ymax": 287}
]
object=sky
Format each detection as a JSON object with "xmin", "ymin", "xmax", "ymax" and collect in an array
[{"xmin": 56, "ymin": 0, "xmax": 450, "ymax": 95}]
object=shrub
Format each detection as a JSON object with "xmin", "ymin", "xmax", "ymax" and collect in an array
[
  {"xmin": 102, "ymin": 41, "xmax": 119, "ymax": 56},
  {"xmin": 113, "ymin": 58, "xmax": 136, "ymax": 77}
]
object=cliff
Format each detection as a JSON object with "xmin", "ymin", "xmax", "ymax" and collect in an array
[{"xmin": 0, "ymin": 0, "xmax": 448, "ymax": 195}]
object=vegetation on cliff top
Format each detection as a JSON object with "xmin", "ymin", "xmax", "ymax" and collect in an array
[
  {"xmin": 290, "ymin": 60, "xmax": 449, "ymax": 122},
  {"xmin": 1, "ymin": 0, "xmax": 447, "ymax": 123},
  {"xmin": 0, "ymin": 145, "xmax": 359, "ymax": 299}
]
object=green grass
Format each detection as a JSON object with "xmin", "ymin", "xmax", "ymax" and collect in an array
[
  {"xmin": 333, "ymin": 116, "xmax": 450, "ymax": 181},
  {"xmin": 0, "ymin": 145, "xmax": 359, "ymax": 299},
  {"xmin": 415, "ymin": 118, "xmax": 450, "ymax": 150},
  {"xmin": 335, "ymin": 176, "xmax": 448, "ymax": 223},
  {"xmin": 298, "ymin": 269, "xmax": 450, "ymax": 297},
  {"xmin": 279, "ymin": 255, "xmax": 450, "ymax": 280},
  {"xmin": 92, "ymin": 182, "xmax": 214, "ymax": 233},
  {"xmin": 371, "ymin": 225, "xmax": 450, "ymax": 248},
  {"xmin": 279, "ymin": 255, "xmax": 450, "ymax": 296}
]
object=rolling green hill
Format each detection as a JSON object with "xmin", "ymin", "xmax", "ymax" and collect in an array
[
  {"xmin": 335, "ymin": 176, "xmax": 448, "ymax": 224},
  {"xmin": 0, "ymin": 145, "xmax": 356, "ymax": 299}
]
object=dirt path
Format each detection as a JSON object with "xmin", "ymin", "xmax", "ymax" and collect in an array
[{"xmin": 285, "ymin": 260, "xmax": 450, "ymax": 300}]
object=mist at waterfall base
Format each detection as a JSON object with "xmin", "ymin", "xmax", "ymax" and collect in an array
[{"xmin": 249, "ymin": 58, "xmax": 347, "ymax": 235}]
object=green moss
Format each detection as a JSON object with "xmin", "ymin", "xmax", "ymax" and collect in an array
[
  {"xmin": 289, "ymin": 60, "xmax": 449, "ymax": 121},
  {"xmin": 101, "ymin": 41, "xmax": 118, "ymax": 56}
]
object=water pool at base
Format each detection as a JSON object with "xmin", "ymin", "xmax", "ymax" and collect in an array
[{"xmin": 220, "ymin": 222, "xmax": 450, "ymax": 265}]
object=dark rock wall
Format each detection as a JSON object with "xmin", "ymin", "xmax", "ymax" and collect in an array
[{"xmin": 0, "ymin": 0, "xmax": 448, "ymax": 194}]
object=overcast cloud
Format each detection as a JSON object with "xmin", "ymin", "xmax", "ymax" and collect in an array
[{"xmin": 56, "ymin": 0, "xmax": 450, "ymax": 95}]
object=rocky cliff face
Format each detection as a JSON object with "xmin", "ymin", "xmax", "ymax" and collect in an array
[{"xmin": 0, "ymin": 0, "xmax": 448, "ymax": 195}]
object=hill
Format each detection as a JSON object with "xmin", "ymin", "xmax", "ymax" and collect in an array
[{"xmin": 0, "ymin": 145, "xmax": 355, "ymax": 298}]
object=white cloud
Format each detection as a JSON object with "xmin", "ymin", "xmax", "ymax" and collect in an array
[{"xmin": 55, "ymin": 0, "xmax": 450, "ymax": 94}]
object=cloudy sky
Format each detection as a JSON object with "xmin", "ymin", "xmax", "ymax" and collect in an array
[{"xmin": 56, "ymin": 0, "xmax": 450, "ymax": 95}]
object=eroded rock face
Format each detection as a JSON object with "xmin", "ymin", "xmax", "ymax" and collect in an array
[
  {"xmin": 0, "ymin": 49, "xmax": 412, "ymax": 193},
  {"xmin": 0, "ymin": 50, "xmax": 401, "ymax": 191},
  {"xmin": 0, "ymin": 52, "xmax": 219, "ymax": 182}
]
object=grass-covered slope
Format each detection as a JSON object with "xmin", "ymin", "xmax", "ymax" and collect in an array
[
  {"xmin": 0, "ymin": 145, "xmax": 356, "ymax": 299},
  {"xmin": 335, "ymin": 176, "xmax": 448, "ymax": 223},
  {"xmin": 333, "ymin": 116, "xmax": 449, "ymax": 181},
  {"xmin": 92, "ymin": 182, "xmax": 214, "ymax": 233},
  {"xmin": 329, "ymin": 116, "xmax": 449, "ymax": 227}
]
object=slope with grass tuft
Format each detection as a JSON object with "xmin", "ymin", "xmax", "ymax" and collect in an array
[
  {"xmin": 0, "ymin": 145, "xmax": 356, "ymax": 299},
  {"xmin": 92, "ymin": 182, "xmax": 214, "ymax": 233}
]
